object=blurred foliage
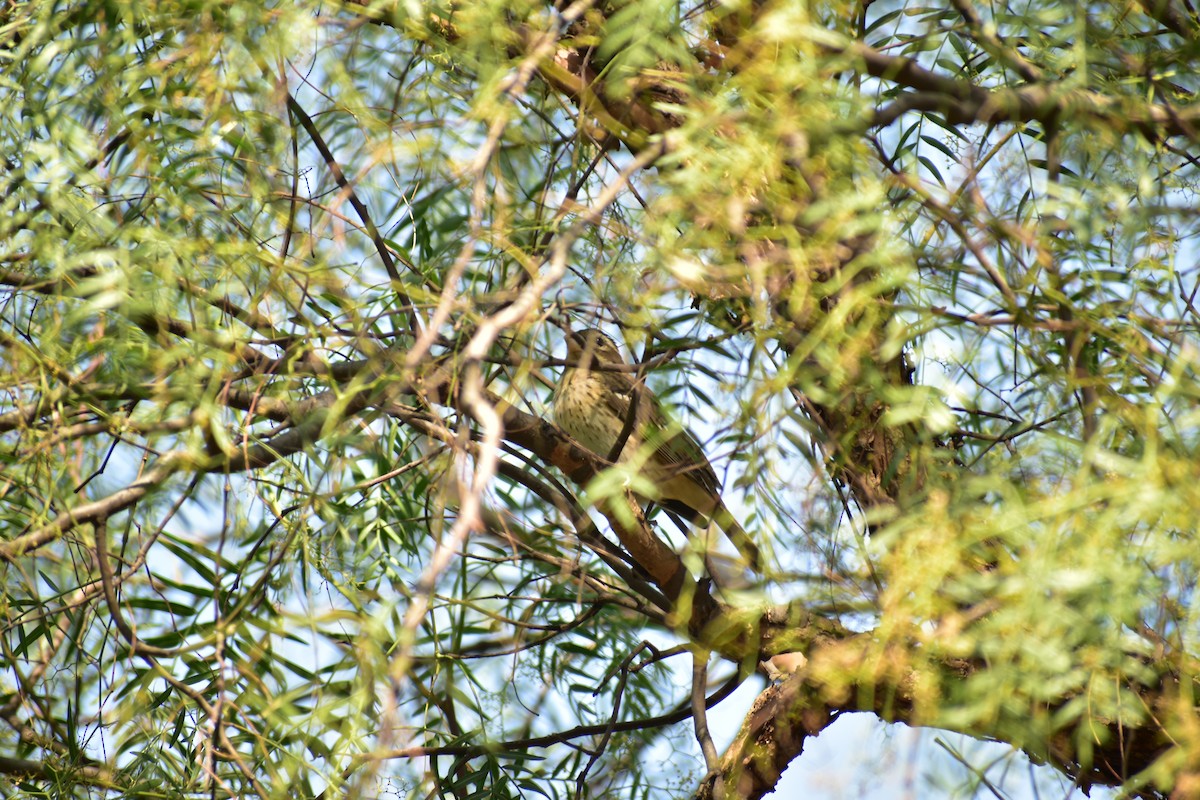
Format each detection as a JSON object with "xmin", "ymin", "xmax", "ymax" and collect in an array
[{"xmin": 2, "ymin": 0, "xmax": 1200, "ymax": 798}]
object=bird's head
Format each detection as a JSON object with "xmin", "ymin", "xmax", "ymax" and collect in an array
[{"xmin": 565, "ymin": 328, "xmax": 626, "ymax": 369}]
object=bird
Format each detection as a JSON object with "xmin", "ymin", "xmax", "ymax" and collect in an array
[{"xmin": 551, "ymin": 327, "xmax": 762, "ymax": 572}]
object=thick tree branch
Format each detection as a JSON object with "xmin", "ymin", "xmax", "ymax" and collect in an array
[
  {"xmin": 845, "ymin": 40, "xmax": 1200, "ymax": 138},
  {"xmin": 0, "ymin": 454, "xmax": 184, "ymax": 562},
  {"xmin": 0, "ymin": 754, "xmax": 115, "ymax": 788},
  {"xmin": 705, "ymin": 635, "xmax": 1188, "ymax": 799},
  {"xmin": 1131, "ymin": 0, "xmax": 1199, "ymax": 38}
]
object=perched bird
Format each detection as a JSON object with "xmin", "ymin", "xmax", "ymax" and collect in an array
[{"xmin": 552, "ymin": 328, "xmax": 762, "ymax": 571}]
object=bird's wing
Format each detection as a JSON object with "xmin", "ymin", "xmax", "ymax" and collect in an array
[{"xmin": 600, "ymin": 368, "xmax": 722, "ymax": 495}]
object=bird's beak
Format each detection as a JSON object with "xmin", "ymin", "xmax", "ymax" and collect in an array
[{"xmin": 564, "ymin": 331, "xmax": 589, "ymax": 360}]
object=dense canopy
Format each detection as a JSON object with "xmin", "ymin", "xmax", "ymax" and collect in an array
[{"xmin": 3, "ymin": 0, "xmax": 1200, "ymax": 798}]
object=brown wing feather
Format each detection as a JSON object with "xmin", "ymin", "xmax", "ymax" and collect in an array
[{"xmin": 599, "ymin": 367, "xmax": 721, "ymax": 496}]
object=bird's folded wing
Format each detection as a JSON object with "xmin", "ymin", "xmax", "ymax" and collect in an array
[{"xmin": 601, "ymin": 372, "xmax": 722, "ymax": 496}]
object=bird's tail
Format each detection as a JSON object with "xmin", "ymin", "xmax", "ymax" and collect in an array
[{"xmin": 711, "ymin": 503, "xmax": 762, "ymax": 573}]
